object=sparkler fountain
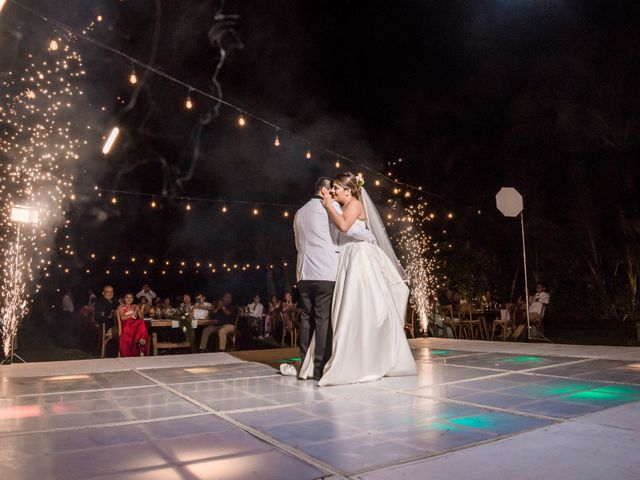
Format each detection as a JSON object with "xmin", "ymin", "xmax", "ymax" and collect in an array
[
  {"xmin": 0, "ymin": 30, "xmax": 89, "ymax": 362},
  {"xmin": 393, "ymin": 200, "xmax": 441, "ymax": 335}
]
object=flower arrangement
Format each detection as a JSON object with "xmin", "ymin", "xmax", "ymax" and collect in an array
[
  {"xmin": 355, "ymin": 173, "xmax": 365, "ymax": 188},
  {"xmin": 169, "ymin": 308, "xmax": 195, "ymax": 344}
]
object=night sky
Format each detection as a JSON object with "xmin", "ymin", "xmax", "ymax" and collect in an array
[{"xmin": 2, "ymin": 1, "xmax": 639, "ymax": 324}]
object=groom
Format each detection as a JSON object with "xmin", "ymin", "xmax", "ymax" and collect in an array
[{"xmin": 293, "ymin": 177, "xmax": 341, "ymax": 380}]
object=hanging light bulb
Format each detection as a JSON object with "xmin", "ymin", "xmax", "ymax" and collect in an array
[
  {"xmin": 252, "ymin": 208, "xmax": 259, "ymax": 216},
  {"xmin": 274, "ymin": 130, "xmax": 280, "ymax": 146},
  {"xmin": 185, "ymin": 202, "xmax": 192, "ymax": 211},
  {"xmin": 185, "ymin": 90, "xmax": 193, "ymax": 110},
  {"xmin": 110, "ymin": 196, "xmax": 117, "ymax": 204},
  {"xmin": 49, "ymin": 40, "xmax": 59, "ymax": 51},
  {"xmin": 238, "ymin": 114, "xmax": 246, "ymax": 127},
  {"xmin": 306, "ymin": 147, "xmax": 312, "ymax": 159},
  {"xmin": 150, "ymin": 199, "xmax": 157, "ymax": 208},
  {"xmin": 221, "ymin": 205, "xmax": 227, "ymax": 213},
  {"xmin": 129, "ymin": 64, "xmax": 138, "ymax": 85},
  {"xmin": 374, "ymin": 179, "xmax": 381, "ymax": 186}
]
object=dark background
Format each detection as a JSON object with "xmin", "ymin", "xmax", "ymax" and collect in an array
[{"xmin": 2, "ymin": 0, "xmax": 640, "ymax": 342}]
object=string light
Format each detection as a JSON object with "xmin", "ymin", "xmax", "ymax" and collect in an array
[
  {"xmin": 150, "ymin": 199, "xmax": 157, "ymax": 208},
  {"xmin": 110, "ymin": 196, "xmax": 117, "ymax": 204},
  {"xmin": 128, "ymin": 64, "xmax": 138, "ymax": 85},
  {"xmin": 49, "ymin": 39, "xmax": 58, "ymax": 51},
  {"xmin": 447, "ymin": 212, "xmax": 454, "ymax": 219},
  {"xmin": 185, "ymin": 89, "xmax": 193, "ymax": 110},
  {"xmin": 252, "ymin": 208, "xmax": 259, "ymax": 216},
  {"xmin": 221, "ymin": 205, "xmax": 227, "ymax": 213},
  {"xmin": 283, "ymin": 210, "xmax": 289, "ymax": 218},
  {"xmin": 305, "ymin": 147, "xmax": 312, "ymax": 160},
  {"xmin": 185, "ymin": 202, "xmax": 192, "ymax": 211},
  {"xmin": 7, "ymin": 0, "xmax": 441, "ymax": 200},
  {"xmin": 375, "ymin": 180, "xmax": 381, "ymax": 186},
  {"xmin": 335, "ymin": 159, "xmax": 341, "ymax": 168},
  {"xmin": 274, "ymin": 130, "xmax": 280, "ymax": 147}
]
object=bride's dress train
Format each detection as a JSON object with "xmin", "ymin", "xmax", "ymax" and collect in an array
[{"xmin": 299, "ymin": 219, "xmax": 417, "ymax": 386}]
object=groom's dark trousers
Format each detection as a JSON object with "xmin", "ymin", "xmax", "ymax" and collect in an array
[{"xmin": 297, "ymin": 280, "xmax": 335, "ymax": 379}]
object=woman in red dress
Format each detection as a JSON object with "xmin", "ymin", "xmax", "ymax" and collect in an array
[{"xmin": 117, "ymin": 293, "xmax": 149, "ymax": 356}]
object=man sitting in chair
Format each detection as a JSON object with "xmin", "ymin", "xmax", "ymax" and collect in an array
[
  {"xmin": 514, "ymin": 282, "xmax": 550, "ymax": 339},
  {"xmin": 94, "ymin": 285, "xmax": 118, "ymax": 355},
  {"xmin": 198, "ymin": 293, "xmax": 238, "ymax": 352}
]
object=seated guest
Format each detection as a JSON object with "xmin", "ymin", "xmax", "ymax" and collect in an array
[
  {"xmin": 161, "ymin": 298, "xmax": 175, "ymax": 317},
  {"xmin": 281, "ymin": 291, "xmax": 296, "ymax": 331},
  {"xmin": 94, "ymin": 285, "xmax": 118, "ymax": 339},
  {"xmin": 438, "ymin": 286, "xmax": 459, "ymax": 313},
  {"xmin": 193, "ymin": 293, "xmax": 212, "ymax": 321},
  {"xmin": 180, "ymin": 294, "xmax": 193, "ymax": 312},
  {"xmin": 246, "ymin": 294, "xmax": 265, "ymax": 339},
  {"xmin": 513, "ymin": 282, "xmax": 551, "ymax": 339},
  {"xmin": 117, "ymin": 293, "xmax": 149, "ymax": 356},
  {"xmin": 529, "ymin": 282, "xmax": 550, "ymax": 321},
  {"xmin": 198, "ymin": 293, "xmax": 238, "ymax": 352},
  {"xmin": 265, "ymin": 295, "xmax": 281, "ymax": 338},
  {"xmin": 138, "ymin": 296, "xmax": 152, "ymax": 318}
]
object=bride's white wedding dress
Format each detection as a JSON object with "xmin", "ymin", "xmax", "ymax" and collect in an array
[{"xmin": 299, "ymin": 218, "xmax": 417, "ymax": 386}]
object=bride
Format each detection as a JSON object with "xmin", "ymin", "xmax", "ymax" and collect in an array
[{"xmin": 299, "ymin": 172, "xmax": 417, "ymax": 385}]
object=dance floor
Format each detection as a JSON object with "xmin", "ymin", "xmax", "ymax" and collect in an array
[{"xmin": 2, "ymin": 339, "xmax": 640, "ymax": 479}]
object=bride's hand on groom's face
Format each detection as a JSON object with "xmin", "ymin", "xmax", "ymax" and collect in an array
[{"xmin": 321, "ymin": 192, "xmax": 333, "ymax": 208}]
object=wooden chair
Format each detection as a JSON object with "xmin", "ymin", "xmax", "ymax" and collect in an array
[
  {"xmin": 281, "ymin": 308, "xmax": 299, "ymax": 347},
  {"xmin": 439, "ymin": 305, "xmax": 462, "ymax": 338},
  {"xmin": 100, "ymin": 322, "xmax": 114, "ymax": 358},
  {"xmin": 228, "ymin": 310, "xmax": 241, "ymax": 351},
  {"xmin": 491, "ymin": 303, "xmax": 515, "ymax": 341},
  {"xmin": 459, "ymin": 304, "xmax": 483, "ymax": 339},
  {"xmin": 529, "ymin": 304, "xmax": 547, "ymax": 338}
]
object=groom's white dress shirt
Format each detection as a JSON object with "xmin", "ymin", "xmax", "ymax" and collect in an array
[{"xmin": 294, "ymin": 198, "xmax": 341, "ymax": 282}]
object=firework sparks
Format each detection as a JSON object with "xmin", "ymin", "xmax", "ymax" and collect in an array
[
  {"xmin": 392, "ymin": 199, "xmax": 441, "ymax": 334},
  {"xmin": 0, "ymin": 31, "xmax": 89, "ymax": 359}
]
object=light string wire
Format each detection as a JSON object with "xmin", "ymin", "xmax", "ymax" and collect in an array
[
  {"xmin": 6, "ymin": 0, "xmax": 444, "ymax": 200},
  {"xmin": 88, "ymin": 187, "xmax": 298, "ymax": 209}
]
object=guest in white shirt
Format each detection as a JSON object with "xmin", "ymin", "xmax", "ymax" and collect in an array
[
  {"xmin": 136, "ymin": 284, "xmax": 157, "ymax": 305},
  {"xmin": 62, "ymin": 291, "xmax": 75, "ymax": 313},
  {"xmin": 193, "ymin": 293, "xmax": 212, "ymax": 321},
  {"xmin": 246, "ymin": 294, "xmax": 265, "ymax": 339},
  {"xmin": 529, "ymin": 282, "xmax": 550, "ymax": 320}
]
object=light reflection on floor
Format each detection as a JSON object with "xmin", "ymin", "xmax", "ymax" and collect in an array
[{"xmin": 1, "ymin": 348, "xmax": 640, "ymax": 479}]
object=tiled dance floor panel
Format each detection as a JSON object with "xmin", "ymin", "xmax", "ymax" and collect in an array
[{"xmin": 1, "ymin": 347, "xmax": 640, "ymax": 479}]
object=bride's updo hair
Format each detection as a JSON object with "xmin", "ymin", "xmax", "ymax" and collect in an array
[{"xmin": 333, "ymin": 172, "xmax": 362, "ymax": 200}]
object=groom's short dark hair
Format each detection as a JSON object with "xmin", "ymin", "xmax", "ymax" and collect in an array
[{"xmin": 314, "ymin": 177, "xmax": 332, "ymax": 194}]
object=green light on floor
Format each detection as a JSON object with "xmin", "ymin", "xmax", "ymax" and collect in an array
[
  {"xmin": 564, "ymin": 385, "xmax": 640, "ymax": 402},
  {"xmin": 273, "ymin": 357, "xmax": 301, "ymax": 363},
  {"xmin": 429, "ymin": 350, "xmax": 452, "ymax": 355},
  {"xmin": 500, "ymin": 356, "xmax": 545, "ymax": 364},
  {"xmin": 592, "ymin": 385, "xmax": 640, "ymax": 397},
  {"xmin": 449, "ymin": 414, "xmax": 496, "ymax": 429},
  {"xmin": 534, "ymin": 383, "xmax": 600, "ymax": 397},
  {"xmin": 564, "ymin": 390, "xmax": 620, "ymax": 401}
]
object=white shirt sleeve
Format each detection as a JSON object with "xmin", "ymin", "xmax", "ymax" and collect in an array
[{"xmin": 135, "ymin": 290, "xmax": 145, "ymax": 299}]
